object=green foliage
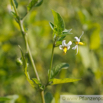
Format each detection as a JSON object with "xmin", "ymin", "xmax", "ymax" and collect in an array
[
  {"xmin": 35, "ymin": 0, "xmax": 43, "ymax": 7},
  {"xmin": 49, "ymin": 22, "xmax": 54, "ymax": 30},
  {"xmin": 11, "ymin": 0, "xmax": 18, "ymax": 8},
  {"xmin": 52, "ymin": 10, "xmax": 64, "ymax": 36},
  {"xmin": 50, "ymin": 63, "xmax": 69, "ymax": 79},
  {"xmin": 19, "ymin": 46, "xmax": 35, "ymax": 88},
  {"xmin": 11, "ymin": 11, "xmax": 19, "ymax": 23},
  {"xmin": 50, "ymin": 78, "xmax": 81, "ymax": 85},
  {"xmin": 27, "ymin": 0, "xmax": 38, "ymax": 11},
  {"xmin": 51, "ymin": 10, "xmax": 72, "ymax": 46},
  {"xmin": 27, "ymin": 0, "xmax": 43, "ymax": 11}
]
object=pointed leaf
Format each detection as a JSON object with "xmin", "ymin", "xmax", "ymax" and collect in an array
[
  {"xmin": 27, "ymin": 0, "xmax": 38, "ymax": 11},
  {"xmin": 11, "ymin": 0, "xmax": 18, "ymax": 8},
  {"xmin": 11, "ymin": 11, "xmax": 19, "ymax": 23},
  {"xmin": 35, "ymin": 0, "xmax": 43, "ymax": 7},
  {"xmin": 14, "ymin": 0, "xmax": 18, "ymax": 8},
  {"xmin": 49, "ymin": 22, "xmax": 54, "ymax": 30},
  {"xmin": 50, "ymin": 63, "xmax": 69, "ymax": 79},
  {"xmin": 32, "ymin": 78, "xmax": 41, "ymax": 85},
  {"xmin": 62, "ymin": 29, "xmax": 72, "ymax": 35},
  {"xmin": 19, "ymin": 46, "xmax": 35, "ymax": 87},
  {"xmin": 50, "ymin": 78, "xmax": 81, "ymax": 85},
  {"xmin": 52, "ymin": 10, "xmax": 64, "ymax": 35}
]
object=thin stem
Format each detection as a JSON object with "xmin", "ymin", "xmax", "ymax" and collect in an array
[
  {"xmin": 41, "ymin": 91, "xmax": 45, "ymax": 103},
  {"xmin": 11, "ymin": 0, "xmax": 45, "ymax": 103},
  {"xmin": 49, "ymin": 44, "xmax": 54, "ymax": 80}
]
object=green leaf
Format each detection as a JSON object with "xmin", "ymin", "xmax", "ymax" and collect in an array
[
  {"xmin": 32, "ymin": 78, "xmax": 41, "ymax": 85},
  {"xmin": 50, "ymin": 78, "xmax": 81, "ymax": 85},
  {"xmin": 45, "ymin": 92, "xmax": 53, "ymax": 103},
  {"xmin": 27, "ymin": 0, "xmax": 38, "ymax": 11},
  {"xmin": 62, "ymin": 29, "xmax": 72, "ymax": 35},
  {"xmin": 14, "ymin": 0, "xmax": 18, "ymax": 8},
  {"xmin": 35, "ymin": 0, "xmax": 43, "ymax": 7},
  {"xmin": 11, "ymin": 0, "xmax": 18, "ymax": 8},
  {"xmin": 0, "ymin": 97, "xmax": 10, "ymax": 101},
  {"xmin": 52, "ymin": 10, "xmax": 64, "ymax": 35},
  {"xmin": 49, "ymin": 22, "xmax": 54, "ymax": 30},
  {"xmin": 50, "ymin": 63, "xmax": 69, "ymax": 79},
  {"xmin": 19, "ymin": 46, "xmax": 35, "ymax": 88},
  {"xmin": 11, "ymin": 11, "xmax": 19, "ymax": 23}
]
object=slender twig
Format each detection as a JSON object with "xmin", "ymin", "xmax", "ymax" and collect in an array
[{"xmin": 11, "ymin": 0, "xmax": 45, "ymax": 103}]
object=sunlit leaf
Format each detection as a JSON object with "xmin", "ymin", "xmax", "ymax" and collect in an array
[
  {"xmin": 32, "ymin": 78, "xmax": 41, "ymax": 85},
  {"xmin": 45, "ymin": 92, "xmax": 53, "ymax": 103},
  {"xmin": 27, "ymin": 0, "xmax": 38, "ymax": 11},
  {"xmin": 50, "ymin": 63, "xmax": 69, "ymax": 79},
  {"xmin": 50, "ymin": 78, "xmax": 81, "ymax": 85},
  {"xmin": 19, "ymin": 46, "xmax": 35, "ymax": 88},
  {"xmin": 52, "ymin": 10, "xmax": 64, "ymax": 35}
]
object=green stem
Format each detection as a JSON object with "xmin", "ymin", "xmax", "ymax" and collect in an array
[
  {"xmin": 41, "ymin": 91, "xmax": 45, "ymax": 103},
  {"xmin": 11, "ymin": 0, "xmax": 45, "ymax": 103},
  {"xmin": 49, "ymin": 44, "xmax": 54, "ymax": 80}
]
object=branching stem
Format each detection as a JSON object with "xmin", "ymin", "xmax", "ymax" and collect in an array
[{"xmin": 11, "ymin": 0, "xmax": 45, "ymax": 103}]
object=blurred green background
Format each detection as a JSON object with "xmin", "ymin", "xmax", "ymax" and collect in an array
[{"xmin": 0, "ymin": 0, "xmax": 103, "ymax": 103}]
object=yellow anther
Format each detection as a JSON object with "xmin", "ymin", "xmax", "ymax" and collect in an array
[
  {"xmin": 78, "ymin": 42, "xmax": 84, "ymax": 45},
  {"xmin": 63, "ymin": 47, "xmax": 67, "ymax": 54}
]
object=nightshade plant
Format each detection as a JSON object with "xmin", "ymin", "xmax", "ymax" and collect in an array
[{"xmin": 10, "ymin": 0, "xmax": 84, "ymax": 103}]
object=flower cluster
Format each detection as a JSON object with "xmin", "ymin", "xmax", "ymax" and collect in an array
[{"xmin": 59, "ymin": 31, "xmax": 84, "ymax": 54}]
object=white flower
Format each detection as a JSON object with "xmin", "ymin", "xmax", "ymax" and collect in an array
[
  {"xmin": 59, "ymin": 40, "xmax": 72, "ymax": 54},
  {"xmin": 72, "ymin": 31, "xmax": 84, "ymax": 54}
]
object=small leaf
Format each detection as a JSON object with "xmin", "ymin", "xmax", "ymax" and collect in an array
[
  {"xmin": 11, "ymin": 0, "xmax": 18, "ymax": 8},
  {"xmin": 49, "ymin": 22, "xmax": 54, "ymax": 30},
  {"xmin": 35, "ymin": 0, "xmax": 43, "ymax": 7},
  {"xmin": 50, "ymin": 63, "xmax": 69, "ymax": 79},
  {"xmin": 16, "ymin": 58, "xmax": 23, "ymax": 66},
  {"xmin": 19, "ymin": 46, "xmax": 35, "ymax": 88},
  {"xmin": 50, "ymin": 78, "xmax": 81, "ymax": 85},
  {"xmin": 62, "ymin": 29, "xmax": 72, "ymax": 35},
  {"xmin": 52, "ymin": 10, "xmax": 64, "ymax": 35},
  {"xmin": 32, "ymin": 78, "xmax": 41, "ymax": 85},
  {"xmin": 14, "ymin": 0, "xmax": 18, "ymax": 8},
  {"xmin": 27, "ymin": 0, "xmax": 38, "ymax": 11},
  {"xmin": 11, "ymin": 11, "xmax": 19, "ymax": 23},
  {"xmin": 45, "ymin": 92, "xmax": 53, "ymax": 103}
]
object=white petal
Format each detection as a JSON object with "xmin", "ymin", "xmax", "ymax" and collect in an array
[
  {"xmin": 59, "ymin": 45, "xmax": 63, "ymax": 50},
  {"xmin": 67, "ymin": 46, "xmax": 70, "ymax": 50},
  {"xmin": 74, "ymin": 37, "xmax": 80, "ymax": 42},
  {"xmin": 62, "ymin": 40, "xmax": 66, "ymax": 46},
  {"xmin": 72, "ymin": 45, "xmax": 77, "ymax": 50},
  {"xmin": 67, "ymin": 41, "xmax": 72, "ymax": 46}
]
